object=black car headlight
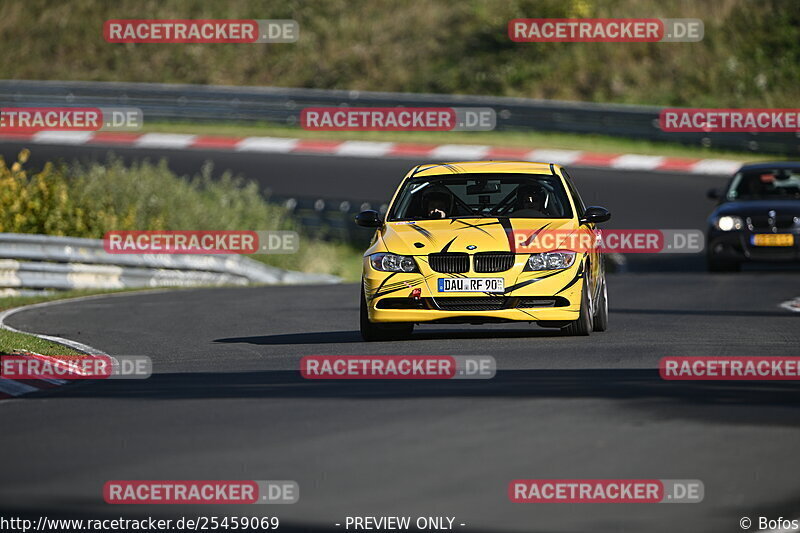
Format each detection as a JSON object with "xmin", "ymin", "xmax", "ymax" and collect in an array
[
  {"xmin": 713, "ymin": 215, "xmax": 744, "ymax": 231},
  {"xmin": 524, "ymin": 251, "xmax": 577, "ymax": 271},
  {"xmin": 369, "ymin": 253, "xmax": 419, "ymax": 273}
]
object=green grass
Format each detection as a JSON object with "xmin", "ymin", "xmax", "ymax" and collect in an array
[
  {"xmin": 142, "ymin": 121, "xmax": 774, "ymax": 162},
  {"xmin": 1, "ymin": 0, "xmax": 797, "ymax": 108},
  {"xmin": 0, "ymin": 328, "xmax": 83, "ymax": 356},
  {"xmin": 250, "ymin": 243, "xmax": 363, "ymax": 282}
]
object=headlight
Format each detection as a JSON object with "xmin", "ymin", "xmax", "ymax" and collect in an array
[
  {"xmin": 525, "ymin": 251, "xmax": 577, "ymax": 271},
  {"xmin": 369, "ymin": 253, "xmax": 418, "ymax": 273},
  {"xmin": 715, "ymin": 215, "xmax": 744, "ymax": 231}
]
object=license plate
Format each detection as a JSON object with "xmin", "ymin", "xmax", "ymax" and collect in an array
[
  {"xmin": 751, "ymin": 234, "xmax": 794, "ymax": 247},
  {"xmin": 437, "ymin": 278, "xmax": 504, "ymax": 293}
]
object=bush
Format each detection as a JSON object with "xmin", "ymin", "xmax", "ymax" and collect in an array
[{"xmin": 0, "ymin": 151, "xmax": 362, "ymax": 280}]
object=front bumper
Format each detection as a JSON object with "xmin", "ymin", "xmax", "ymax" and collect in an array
[
  {"xmin": 363, "ymin": 255, "xmax": 584, "ymax": 324},
  {"xmin": 707, "ymin": 230, "xmax": 800, "ymax": 263}
]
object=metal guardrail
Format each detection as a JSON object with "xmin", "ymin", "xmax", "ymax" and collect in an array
[
  {"xmin": 0, "ymin": 80, "xmax": 797, "ymax": 155},
  {"xmin": 0, "ymin": 233, "xmax": 338, "ymax": 291},
  {"xmin": 272, "ymin": 195, "xmax": 387, "ymax": 246}
]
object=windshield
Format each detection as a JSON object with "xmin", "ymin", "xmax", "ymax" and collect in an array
[
  {"xmin": 726, "ymin": 168, "xmax": 800, "ymax": 200},
  {"xmin": 388, "ymin": 173, "xmax": 573, "ymax": 221}
]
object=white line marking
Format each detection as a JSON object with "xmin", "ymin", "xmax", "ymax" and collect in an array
[
  {"xmin": 335, "ymin": 141, "xmax": 394, "ymax": 157},
  {"xmin": 429, "ymin": 144, "xmax": 490, "ymax": 160},
  {"xmin": 690, "ymin": 159, "xmax": 741, "ymax": 175},
  {"xmin": 526, "ymin": 149, "xmax": 582, "ymax": 165},
  {"xmin": 235, "ymin": 136, "xmax": 299, "ymax": 152},
  {"xmin": 32, "ymin": 131, "xmax": 94, "ymax": 144},
  {"xmin": 610, "ymin": 154, "xmax": 665, "ymax": 170},
  {"xmin": 134, "ymin": 133, "xmax": 196, "ymax": 149}
]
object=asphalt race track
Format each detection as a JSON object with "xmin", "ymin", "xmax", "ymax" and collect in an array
[{"xmin": 1, "ymin": 143, "xmax": 799, "ymax": 532}]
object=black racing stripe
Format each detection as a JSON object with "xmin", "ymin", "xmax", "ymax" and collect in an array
[
  {"xmin": 447, "ymin": 164, "xmax": 467, "ymax": 173},
  {"xmin": 521, "ymin": 223, "xmax": 551, "ymax": 248},
  {"xmin": 454, "ymin": 219, "xmax": 491, "ymax": 235},
  {"xmin": 498, "ymin": 217, "xmax": 515, "ymax": 252},
  {"xmin": 503, "ymin": 278, "xmax": 539, "ymax": 294},
  {"xmin": 369, "ymin": 272, "xmax": 397, "ymax": 300},
  {"xmin": 553, "ymin": 228, "xmax": 581, "ymax": 250},
  {"xmin": 440, "ymin": 236, "xmax": 458, "ymax": 253},
  {"xmin": 555, "ymin": 264, "xmax": 585, "ymax": 295},
  {"xmin": 373, "ymin": 278, "xmax": 427, "ymax": 299},
  {"xmin": 416, "ymin": 164, "xmax": 455, "ymax": 175},
  {"xmin": 503, "ymin": 270, "xmax": 562, "ymax": 294},
  {"xmin": 466, "ymin": 220, "xmax": 505, "ymax": 228},
  {"xmin": 409, "ymin": 224, "xmax": 434, "ymax": 240},
  {"xmin": 380, "ymin": 273, "xmax": 435, "ymax": 291},
  {"xmin": 409, "ymin": 165, "xmax": 425, "ymax": 177}
]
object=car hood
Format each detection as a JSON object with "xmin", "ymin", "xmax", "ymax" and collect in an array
[
  {"xmin": 381, "ymin": 218, "xmax": 580, "ymax": 255},
  {"xmin": 712, "ymin": 200, "xmax": 800, "ymax": 217}
]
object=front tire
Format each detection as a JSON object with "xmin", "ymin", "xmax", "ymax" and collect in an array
[
  {"xmin": 360, "ymin": 286, "xmax": 414, "ymax": 341},
  {"xmin": 561, "ymin": 279, "xmax": 592, "ymax": 336},
  {"xmin": 592, "ymin": 278, "xmax": 609, "ymax": 332}
]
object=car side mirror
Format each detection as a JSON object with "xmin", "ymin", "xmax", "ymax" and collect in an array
[
  {"xmin": 580, "ymin": 206, "xmax": 611, "ymax": 225},
  {"xmin": 706, "ymin": 188, "xmax": 721, "ymax": 200},
  {"xmin": 355, "ymin": 210, "xmax": 382, "ymax": 227}
]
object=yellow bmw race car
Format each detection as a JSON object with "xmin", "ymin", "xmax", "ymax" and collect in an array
[{"xmin": 356, "ymin": 161, "xmax": 611, "ymax": 341}]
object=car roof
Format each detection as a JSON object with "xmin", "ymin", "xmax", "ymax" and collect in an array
[
  {"xmin": 409, "ymin": 161, "xmax": 557, "ymax": 177},
  {"xmin": 739, "ymin": 161, "xmax": 800, "ymax": 171}
]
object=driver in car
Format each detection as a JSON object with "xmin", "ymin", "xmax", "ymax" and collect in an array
[
  {"xmin": 513, "ymin": 184, "xmax": 548, "ymax": 217},
  {"xmin": 423, "ymin": 190, "xmax": 452, "ymax": 219}
]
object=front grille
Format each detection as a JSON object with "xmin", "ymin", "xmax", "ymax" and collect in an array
[
  {"xmin": 434, "ymin": 297, "xmax": 506, "ymax": 311},
  {"xmin": 428, "ymin": 252, "xmax": 469, "ymax": 273},
  {"xmin": 474, "ymin": 252, "xmax": 515, "ymax": 273},
  {"xmin": 748, "ymin": 215, "xmax": 795, "ymax": 231}
]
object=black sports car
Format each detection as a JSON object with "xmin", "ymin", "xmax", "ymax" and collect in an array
[{"xmin": 706, "ymin": 162, "xmax": 800, "ymax": 272}]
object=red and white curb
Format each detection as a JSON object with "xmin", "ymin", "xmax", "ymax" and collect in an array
[
  {"xmin": 0, "ymin": 295, "xmax": 108, "ymax": 401},
  {"xmin": 0, "ymin": 351, "xmax": 70, "ymax": 399},
  {"xmin": 780, "ymin": 297, "xmax": 800, "ymax": 313},
  {"xmin": 0, "ymin": 131, "xmax": 743, "ymax": 175}
]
